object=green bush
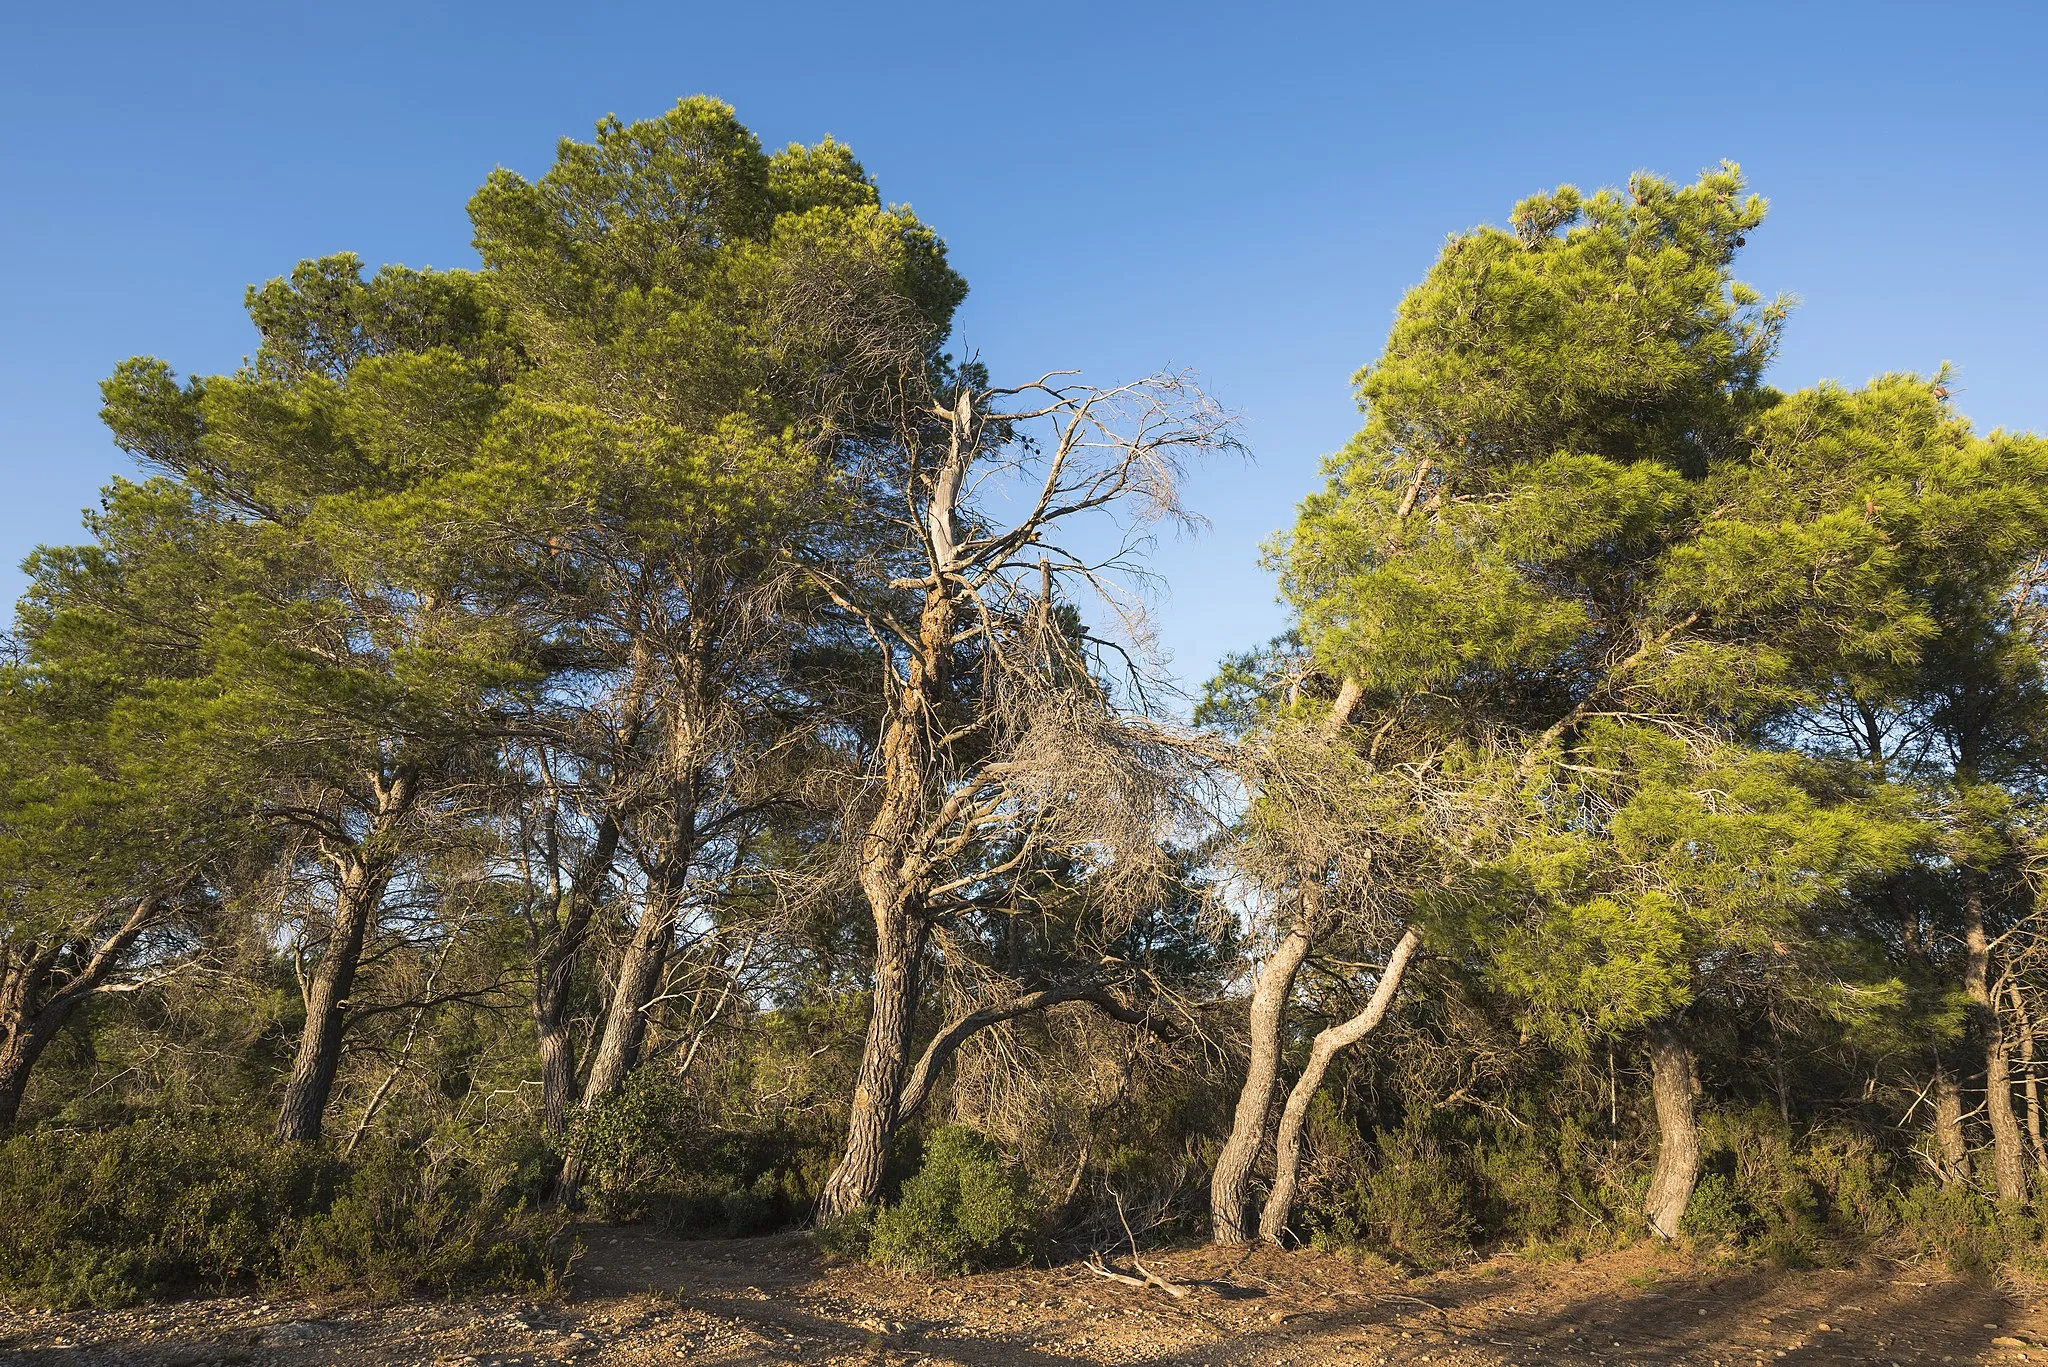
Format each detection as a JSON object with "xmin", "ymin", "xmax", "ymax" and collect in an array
[
  {"xmin": 280, "ymin": 1134, "xmax": 568, "ymax": 1300},
  {"xmin": 868, "ymin": 1126, "xmax": 1036, "ymax": 1275},
  {"xmin": 0, "ymin": 1120, "xmax": 336, "ymax": 1308},
  {"xmin": 0, "ymin": 1119, "xmax": 568, "ymax": 1310},
  {"xmin": 578, "ymin": 1073, "xmax": 827, "ymax": 1235}
]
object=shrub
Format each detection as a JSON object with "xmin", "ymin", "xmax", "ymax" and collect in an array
[
  {"xmin": 868, "ymin": 1126, "xmax": 1036, "ymax": 1275},
  {"xmin": 279, "ymin": 1134, "xmax": 568, "ymax": 1300},
  {"xmin": 0, "ymin": 1119, "xmax": 568, "ymax": 1310},
  {"xmin": 578, "ymin": 1073, "xmax": 827, "ymax": 1235},
  {"xmin": 0, "ymin": 1120, "xmax": 335, "ymax": 1309}
]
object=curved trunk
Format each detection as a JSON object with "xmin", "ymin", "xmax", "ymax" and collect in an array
[
  {"xmin": 1210, "ymin": 675, "xmax": 1365, "ymax": 1244},
  {"xmin": 817, "ymin": 906, "xmax": 924, "ymax": 1218},
  {"xmin": 818, "ymin": 585, "xmax": 956, "ymax": 1220},
  {"xmin": 1258, "ymin": 926, "xmax": 1420, "ymax": 1244},
  {"xmin": 1209, "ymin": 922, "xmax": 1315, "ymax": 1244},
  {"xmin": 0, "ymin": 900, "xmax": 166, "ymax": 1130},
  {"xmin": 0, "ymin": 985, "xmax": 79, "ymax": 1130},
  {"xmin": 1642, "ymin": 1023, "xmax": 1701, "ymax": 1240},
  {"xmin": 895, "ymin": 984, "xmax": 1159, "ymax": 1128}
]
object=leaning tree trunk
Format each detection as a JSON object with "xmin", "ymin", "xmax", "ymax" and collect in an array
[
  {"xmin": 0, "ymin": 952, "xmax": 80, "ymax": 1130},
  {"xmin": 1258, "ymin": 925, "xmax": 1420, "ymax": 1244},
  {"xmin": 816, "ymin": 903, "xmax": 925, "ymax": 1218},
  {"xmin": 1211, "ymin": 680, "xmax": 1364, "ymax": 1245},
  {"xmin": 554, "ymin": 826, "xmax": 693, "ymax": 1205},
  {"xmin": 0, "ymin": 900, "xmax": 165, "ymax": 1129},
  {"xmin": 1643, "ymin": 1022, "xmax": 1702, "ymax": 1240},
  {"xmin": 1210, "ymin": 919, "xmax": 1317, "ymax": 1245},
  {"xmin": 277, "ymin": 857, "xmax": 394, "ymax": 1143},
  {"xmin": 0, "ymin": 945, "xmax": 74, "ymax": 1130}
]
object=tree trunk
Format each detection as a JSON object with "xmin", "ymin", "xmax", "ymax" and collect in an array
[
  {"xmin": 0, "ymin": 901, "xmax": 165, "ymax": 1130},
  {"xmin": 1210, "ymin": 920, "xmax": 1316, "ymax": 1245},
  {"xmin": 817, "ymin": 583, "xmax": 957, "ymax": 1220},
  {"xmin": 531, "ymin": 814, "xmax": 620, "ymax": 1138},
  {"xmin": 1258, "ymin": 926, "xmax": 1420, "ymax": 1244},
  {"xmin": 1932, "ymin": 1063, "xmax": 1968, "ymax": 1180},
  {"xmin": 0, "ymin": 984, "xmax": 76, "ymax": 1130},
  {"xmin": 277, "ymin": 858, "xmax": 393, "ymax": 1143},
  {"xmin": 1987, "ymin": 1019, "xmax": 2030, "ymax": 1202},
  {"xmin": 553, "ymin": 836, "xmax": 691, "ymax": 1205},
  {"xmin": 2014, "ymin": 983, "xmax": 2048, "ymax": 1176},
  {"xmin": 1963, "ymin": 886, "xmax": 2027, "ymax": 1202},
  {"xmin": 1643, "ymin": 1022, "xmax": 1701, "ymax": 1240},
  {"xmin": 579, "ymin": 892, "xmax": 679, "ymax": 1105},
  {"xmin": 816, "ymin": 905, "xmax": 924, "ymax": 1218},
  {"xmin": 1210, "ymin": 676, "xmax": 1365, "ymax": 1244}
]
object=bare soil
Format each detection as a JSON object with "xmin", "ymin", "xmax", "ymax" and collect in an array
[{"xmin": 4, "ymin": 1228, "xmax": 2045, "ymax": 1366}]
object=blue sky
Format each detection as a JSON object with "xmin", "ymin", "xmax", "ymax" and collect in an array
[{"xmin": 4, "ymin": 2, "xmax": 2044, "ymax": 694}]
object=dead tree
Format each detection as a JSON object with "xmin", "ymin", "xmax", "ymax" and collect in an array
[{"xmin": 803, "ymin": 370, "xmax": 1236, "ymax": 1218}]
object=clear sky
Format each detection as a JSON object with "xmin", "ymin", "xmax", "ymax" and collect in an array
[{"xmin": 4, "ymin": 2, "xmax": 2044, "ymax": 696}]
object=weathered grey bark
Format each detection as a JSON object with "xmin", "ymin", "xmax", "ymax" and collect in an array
[
  {"xmin": 817, "ymin": 907, "xmax": 926, "ymax": 1217},
  {"xmin": 1210, "ymin": 679, "xmax": 1361, "ymax": 1245},
  {"xmin": 1643, "ymin": 1022, "xmax": 1701, "ymax": 1240},
  {"xmin": 815, "ymin": 494, "xmax": 964, "ymax": 1218},
  {"xmin": 1258, "ymin": 925, "xmax": 1421, "ymax": 1244},
  {"xmin": 0, "ymin": 899, "xmax": 162, "ymax": 1129},
  {"xmin": 1964, "ymin": 886, "xmax": 2028, "ymax": 1202},
  {"xmin": 1209, "ymin": 922, "xmax": 1315, "ymax": 1245}
]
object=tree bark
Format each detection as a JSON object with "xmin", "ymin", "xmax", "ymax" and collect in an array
[
  {"xmin": 0, "ymin": 899, "xmax": 166, "ymax": 1129},
  {"xmin": 1932, "ymin": 1063, "xmax": 1969, "ymax": 1180},
  {"xmin": 1964, "ymin": 885, "xmax": 2028, "ymax": 1202},
  {"xmin": 817, "ymin": 577, "xmax": 958, "ymax": 1219},
  {"xmin": 530, "ymin": 814, "xmax": 621, "ymax": 1138},
  {"xmin": 1642, "ymin": 1022, "xmax": 1701, "ymax": 1240},
  {"xmin": 1258, "ymin": 925, "xmax": 1420, "ymax": 1244},
  {"xmin": 1209, "ymin": 920, "xmax": 1316, "ymax": 1245},
  {"xmin": 1210, "ymin": 679, "xmax": 1363, "ymax": 1246},
  {"xmin": 553, "ymin": 804, "xmax": 693, "ymax": 1205},
  {"xmin": 818, "ymin": 905, "xmax": 926, "ymax": 1217},
  {"xmin": 277, "ymin": 857, "xmax": 396, "ymax": 1143},
  {"xmin": 277, "ymin": 769, "xmax": 413, "ymax": 1144},
  {"xmin": 2014, "ymin": 983, "xmax": 2048, "ymax": 1176}
]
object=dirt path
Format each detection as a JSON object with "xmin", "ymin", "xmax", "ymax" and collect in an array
[{"xmin": 4, "ymin": 1229, "xmax": 2044, "ymax": 1366}]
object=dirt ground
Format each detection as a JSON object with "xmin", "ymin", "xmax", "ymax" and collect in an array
[{"xmin": 5, "ymin": 1228, "xmax": 2047, "ymax": 1366}]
